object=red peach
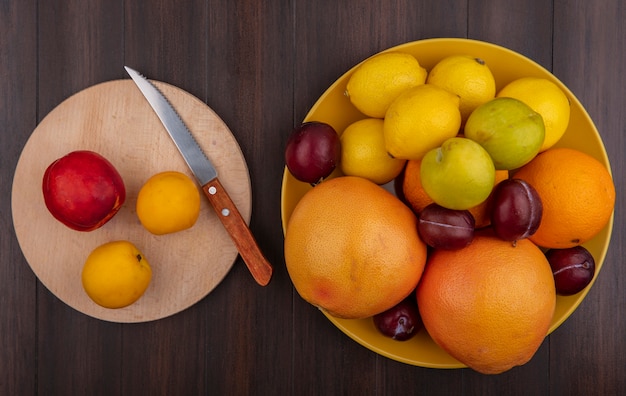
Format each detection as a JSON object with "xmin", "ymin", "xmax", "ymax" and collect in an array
[{"xmin": 42, "ymin": 150, "xmax": 126, "ymax": 231}]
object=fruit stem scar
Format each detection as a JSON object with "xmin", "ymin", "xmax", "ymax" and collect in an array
[
  {"xmin": 552, "ymin": 262, "xmax": 591, "ymax": 276},
  {"xmin": 420, "ymin": 219, "xmax": 468, "ymax": 230},
  {"xmin": 436, "ymin": 148, "xmax": 443, "ymax": 163},
  {"xmin": 136, "ymin": 254, "xmax": 142, "ymax": 262}
]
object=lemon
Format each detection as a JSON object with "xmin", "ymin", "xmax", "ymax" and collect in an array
[
  {"xmin": 383, "ymin": 84, "xmax": 461, "ymax": 160},
  {"xmin": 345, "ymin": 52, "xmax": 427, "ymax": 118},
  {"xmin": 426, "ymin": 55, "xmax": 496, "ymax": 122},
  {"xmin": 340, "ymin": 118, "xmax": 406, "ymax": 184},
  {"xmin": 82, "ymin": 240, "xmax": 152, "ymax": 309},
  {"xmin": 497, "ymin": 77, "xmax": 570, "ymax": 152},
  {"xmin": 136, "ymin": 171, "xmax": 201, "ymax": 235}
]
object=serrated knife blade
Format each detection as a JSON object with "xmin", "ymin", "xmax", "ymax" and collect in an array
[{"xmin": 125, "ymin": 66, "xmax": 272, "ymax": 286}]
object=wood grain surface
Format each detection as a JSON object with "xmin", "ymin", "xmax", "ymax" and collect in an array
[{"xmin": 1, "ymin": 1, "xmax": 625, "ymax": 395}]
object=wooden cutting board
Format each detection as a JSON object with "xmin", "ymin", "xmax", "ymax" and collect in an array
[{"xmin": 11, "ymin": 79, "xmax": 252, "ymax": 323}]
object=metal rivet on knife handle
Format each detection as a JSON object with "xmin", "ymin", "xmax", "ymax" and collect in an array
[{"xmin": 202, "ymin": 178, "xmax": 273, "ymax": 286}]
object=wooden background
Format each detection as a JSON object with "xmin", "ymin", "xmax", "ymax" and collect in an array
[{"xmin": 2, "ymin": 1, "xmax": 624, "ymax": 394}]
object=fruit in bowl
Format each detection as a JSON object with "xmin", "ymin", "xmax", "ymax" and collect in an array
[
  {"xmin": 281, "ymin": 38, "xmax": 614, "ymax": 372},
  {"xmin": 419, "ymin": 137, "xmax": 495, "ymax": 210},
  {"xmin": 373, "ymin": 296, "xmax": 422, "ymax": 341},
  {"xmin": 464, "ymin": 97, "xmax": 545, "ymax": 170},
  {"xmin": 546, "ymin": 245, "xmax": 596, "ymax": 296},
  {"xmin": 417, "ymin": 203, "xmax": 475, "ymax": 250},
  {"xmin": 42, "ymin": 150, "xmax": 126, "ymax": 231},
  {"xmin": 490, "ymin": 178, "xmax": 543, "ymax": 243},
  {"xmin": 284, "ymin": 121, "xmax": 341, "ymax": 184},
  {"xmin": 417, "ymin": 232, "xmax": 557, "ymax": 374},
  {"xmin": 284, "ymin": 176, "xmax": 427, "ymax": 319}
]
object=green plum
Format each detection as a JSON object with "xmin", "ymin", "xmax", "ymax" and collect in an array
[
  {"xmin": 464, "ymin": 97, "xmax": 545, "ymax": 170},
  {"xmin": 420, "ymin": 137, "xmax": 496, "ymax": 210}
]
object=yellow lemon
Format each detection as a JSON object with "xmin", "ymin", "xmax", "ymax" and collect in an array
[
  {"xmin": 82, "ymin": 240, "xmax": 152, "ymax": 309},
  {"xmin": 340, "ymin": 118, "xmax": 406, "ymax": 185},
  {"xmin": 497, "ymin": 77, "xmax": 570, "ymax": 152},
  {"xmin": 383, "ymin": 84, "xmax": 461, "ymax": 160},
  {"xmin": 345, "ymin": 52, "xmax": 427, "ymax": 118},
  {"xmin": 426, "ymin": 55, "xmax": 496, "ymax": 122},
  {"xmin": 136, "ymin": 171, "xmax": 201, "ymax": 235}
]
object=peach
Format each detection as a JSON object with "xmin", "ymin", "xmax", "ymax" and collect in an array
[{"xmin": 42, "ymin": 150, "xmax": 126, "ymax": 231}]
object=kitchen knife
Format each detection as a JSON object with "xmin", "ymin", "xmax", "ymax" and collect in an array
[{"xmin": 125, "ymin": 66, "xmax": 273, "ymax": 286}]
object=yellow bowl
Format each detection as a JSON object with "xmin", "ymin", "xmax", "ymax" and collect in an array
[{"xmin": 280, "ymin": 38, "xmax": 614, "ymax": 368}]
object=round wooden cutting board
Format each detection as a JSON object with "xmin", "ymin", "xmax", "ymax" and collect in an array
[{"xmin": 11, "ymin": 79, "xmax": 252, "ymax": 323}]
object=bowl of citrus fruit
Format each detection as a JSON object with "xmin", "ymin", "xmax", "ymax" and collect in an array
[{"xmin": 281, "ymin": 38, "xmax": 614, "ymax": 374}]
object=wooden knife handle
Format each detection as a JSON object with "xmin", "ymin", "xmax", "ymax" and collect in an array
[{"xmin": 201, "ymin": 178, "xmax": 273, "ymax": 286}]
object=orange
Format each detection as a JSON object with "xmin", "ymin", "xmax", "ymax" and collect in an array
[
  {"xmin": 402, "ymin": 158, "xmax": 508, "ymax": 228},
  {"xmin": 417, "ymin": 233, "xmax": 556, "ymax": 374},
  {"xmin": 513, "ymin": 148, "xmax": 615, "ymax": 248},
  {"xmin": 401, "ymin": 159, "xmax": 433, "ymax": 213},
  {"xmin": 284, "ymin": 176, "xmax": 428, "ymax": 319}
]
